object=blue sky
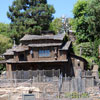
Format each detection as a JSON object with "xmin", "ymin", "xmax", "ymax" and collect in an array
[{"xmin": 0, "ymin": 0, "xmax": 77, "ymax": 24}]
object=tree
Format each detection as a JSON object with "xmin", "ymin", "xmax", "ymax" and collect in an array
[
  {"xmin": 72, "ymin": 0, "xmax": 90, "ymax": 43},
  {"xmin": 7, "ymin": 0, "xmax": 55, "ymax": 41},
  {"xmin": 87, "ymin": 0, "xmax": 100, "ymax": 40},
  {"xmin": 0, "ymin": 34, "xmax": 12, "ymax": 55},
  {"xmin": 87, "ymin": 0, "xmax": 100, "ymax": 68},
  {"xmin": 0, "ymin": 23, "xmax": 10, "ymax": 37},
  {"xmin": 49, "ymin": 18, "xmax": 63, "ymax": 34},
  {"xmin": 0, "ymin": 24, "xmax": 13, "ymax": 72},
  {"xmin": 50, "ymin": 17, "xmax": 71, "ymax": 34}
]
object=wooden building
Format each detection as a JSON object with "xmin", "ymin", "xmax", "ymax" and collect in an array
[{"xmin": 2, "ymin": 33, "xmax": 88, "ymax": 77}]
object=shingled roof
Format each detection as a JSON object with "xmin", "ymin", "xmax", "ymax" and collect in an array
[
  {"xmin": 3, "ymin": 49, "xmax": 14, "ymax": 56},
  {"xmin": 13, "ymin": 45, "xmax": 29, "ymax": 52},
  {"xmin": 20, "ymin": 34, "xmax": 65, "ymax": 41},
  {"xmin": 3, "ymin": 45, "xmax": 29, "ymax": 55}
]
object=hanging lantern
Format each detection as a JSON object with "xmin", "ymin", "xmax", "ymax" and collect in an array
[{"xmin": 98, "ymin": 45, "xmax": 100, "ymax": 58}]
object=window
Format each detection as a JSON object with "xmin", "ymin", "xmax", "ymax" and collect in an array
[{"xmin": 39, "ymin": 50, "xmax": 50, "ymax": 57}]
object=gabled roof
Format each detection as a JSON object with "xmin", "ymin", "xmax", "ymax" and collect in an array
[
  {"xmin": 3, "ymin": 48, "xmax": 14, "ymax": 56},
  {"xmin": 70, "ymin": 54, "xmax": 88, "ymax": 63},
  {"xmin": 3, "ymin": 45, "xmax": 29, "ymax": 55},
  {"xmin": 62, "ymin": 41, "xmax": 72, "ymax": 50},
  {"xmin": 20, "ymin": 34, "xmax": 65, "ymax": 41},
  {"xmin": 60, "ymin": 41, "xmax": 72, "ymax": 51}
]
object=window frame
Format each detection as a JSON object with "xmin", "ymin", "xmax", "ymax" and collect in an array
[{"xmin": 39, "ymin": 50, "xmax": 50, "ymax": 57}]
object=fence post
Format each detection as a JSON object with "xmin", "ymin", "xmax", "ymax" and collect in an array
[
  {"xmin": 14, "ymin": 73, "xmax": 17, "ymax": 87},
  {"xmin": 43, "ymin": 75, "xmax": 46, "ymax": 82},
  {"xmin": 52, "ymin": 69, "xmax": 54, "ymax": 81},
  {"xmin": 92, "ymin": 77, "xmax": 94, "ymax": 93},
  {"xmin": 29, "ymin": 70, "xmax": 32, "ymax": 79},
  {"xmin": 65, "ymin": 74, "xmax": 67, "ymax": 82},
  {"xmin": 68, "ymin": 77, "xmax": 70, "ymax": 92},
  {"xmin": 37, "ymin": 70, "xmax": 39, "ymax": 82},
  {"xmin": 58, "ymin": 73, "xmax": 63, "ymax": 98},
  {"xmin": 82, "ymin": 77, "xmax": 86, "ymax": 93},
  {"xmin": 58, "ymin": 69, "xmax": 60, "ymax": 77},
  {"xmin": 21, "ymin": 70, "xmax": 24, "ymax": 82},
  {"xmin": 8, "ymin": 92, "xmax": 11, "ymax": 100},
  {"xmin": 14, "ymin": 78, "xmax": 17, "ymax": 88},
  {"xmin": 33, "ymin": 76, "xmax": 34, "ymax": 83}
]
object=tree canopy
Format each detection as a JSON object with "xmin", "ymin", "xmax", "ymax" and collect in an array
[
  {"xmin": 72, "ymin": 0, "xmax": 90, "ymax": 43},
  {"xmin": 0, "ymin": 23, "xmax": 10, "ymax": 37},
  {"xmin": 49, "ymin": 18, "xmax": 63, "ymax": 34},
  {"xmin": 87, "ymin": 0, "xmax": 100, "ymax": 40},
  {"xmin": 87, "ymin": 0, "xmax": 100, "ymax": 66},
  {"xmin": 0, "ymin": 34, "xmax": 12, "ymax": 55},
  {"xmin": 72, "ymin": 0, "xmax": 100, "ymax": 72},
  {"xmin": 7, "ymin": 0, "xmax": 55, "ymax": 41}
]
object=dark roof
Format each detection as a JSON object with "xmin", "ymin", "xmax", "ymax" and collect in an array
[
  {"xmin": 70, "ymin": 54, "xmax": 88, "ymax": 63},
  {"xmin": 20, "ymin": 34, "xmax": 65, "ymax": 41},
  {"xmin": 60, "ymin": 41, "xmax": 72, "ymax": 51},
  {"xmin": 28, "ymin": 43, "xmax": 62, "ymax": 48}
]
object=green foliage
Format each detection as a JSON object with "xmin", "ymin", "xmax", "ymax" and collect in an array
[
  {"xmin": 49, "ymin": 18, "xmax": 63, "ymax": 34},
  {"xmin": 73, "ymin": 42, "xmax": 94, "ymax": 67},
  {"xmin": 87, "ymin": 0, "xmax": 100, "ymax": 40},
  {"xmin": 0, "ymin": 23, "xmax": 11, "ymax": 37},
  {"xmin": 73, "ymin": 42, "xmax": 92, "ymax": 57},
  {"xmin": 65, "ymin": 92, "xmax": 89, "ymax": 98},
  {"xmin": 72, "ymin": 0, "xmax": 100, "ymax": 71},
  {"xmin": 0, "ymin": 34, "xmax": 12, "ymax": 55},
  {"xmin": 0, "ymin": 23, "xmax": 12, "ymax": 72},
  {"xmin": 86, "ymin": 0, "xmax": 100, "ymax": 72},
  {"xmin": 92, "ymin": 39, "xmax": 100, "ymax": 65},
  {"xmin": 50, "ymin": 17, "xmax": 72, "ymax": 34},
  {"xmin": 81, "ymin": 93, "xmax": 89, "ymax": 98},
  {"xmin": 7, "ymin": 0, "xmax": 55, "ymax": 42},
  {"xmin": 0, "ymin": 64, "xmax": 6, "ymax": 72},
  {"xmin": 72, "ymin": 0, "xmax": 91, "ymax": 43},
  {"xmin": 73, "ymin": 0, "xmax": 100, "ymax": 42}
]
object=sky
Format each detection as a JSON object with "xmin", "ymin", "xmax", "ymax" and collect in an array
[{"xmin": 0, "ymin": 0, "xmax": 77, "ymax": 24}]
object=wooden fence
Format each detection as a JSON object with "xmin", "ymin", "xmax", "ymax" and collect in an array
[{"xmin": 0, "ymin": 70, "xmax": 96, "ymax": 100}]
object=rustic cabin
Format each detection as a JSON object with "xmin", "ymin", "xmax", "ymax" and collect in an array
[{"xmin": 1, "ymin": 32, "xmax": 88, "ymax": 78}]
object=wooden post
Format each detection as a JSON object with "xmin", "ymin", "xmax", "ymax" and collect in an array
[
  {"xmin": 92, "ymin": 64, "xmax": 99, "ymax": 80},
  {"xmin": 6, "ymin": 64, "xmax": 12, "ymax": 79},
  {"xmin": 80, "ymin": 46, "xmax": 82, "ymax": 56},
  {"xmin": 98, "ymin": 45, "xmax": 100, "ymax": 58},
  {"xmin": 65, "ymin": 74, "xmax": 67, "ymax": 82}
]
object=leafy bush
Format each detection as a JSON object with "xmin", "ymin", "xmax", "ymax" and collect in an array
[
  {"xmin": 81, "ymin": 92, "xmax": 89, "ymax": 98},
  {"xmin": 0, "ymin": 64, "xmax": 6, "ymax": 73},
  {"xmin": 65, "ymin": 92, "xmax": 89, "ymax": 98},
  {"xmin": 73, "ymin": 42, "xmax": 93, "ymax": 57},
  {"xmin": 0, "ymin": 34, "xmax": 12, "ymax": 55},
  {"xmin": 73, "ymin": 42, "xmax": 95, "ymax": 67}
]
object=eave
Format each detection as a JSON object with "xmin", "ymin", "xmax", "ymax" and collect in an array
[
  {"xmin": 0, "ymin": 60, "xmax": 6, "ymax": 64},
  {"xmin": 6, "ymin": 60, "xmax": 68, "ymax": 64}
]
